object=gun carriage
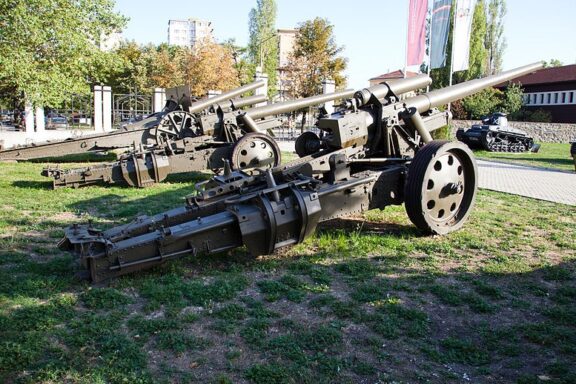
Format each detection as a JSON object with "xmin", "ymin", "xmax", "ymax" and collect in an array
[{"xmin": 58, "ymin": 63, "xmax": 543, "ymax": 282}]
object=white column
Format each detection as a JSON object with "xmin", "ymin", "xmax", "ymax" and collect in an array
[
  {"xmin": 34, "ymin": 107, "xmax": 45, "ymax": 133},
  {"xmin": 207, "ymin": 90, "xmax": 222, "ymax": 98},
  {"xmin": 153, "ymin": 88, "xmax": 166, "ymax": 112},
  {"xmin": 24, "ymin": 101, "xmax": 35, "ymax": 137},
  {"xmin": 93, "ymin": 85, "xmax": 103, "ymax": 132},
  {"xmin": 322, "ymin": 79, "xmax": 336, "ymax": 115},
  {"xmin": 102, "ymin": 86, "xmax": 112, "ymax": 132},
  {"xmin": 254, "ymin": 71, "xmax": 268, "ymax": 107}
]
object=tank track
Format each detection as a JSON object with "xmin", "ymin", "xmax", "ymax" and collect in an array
[{"xmin": 480, "ymin": 131, "xmax": 534, "ymax": 152}]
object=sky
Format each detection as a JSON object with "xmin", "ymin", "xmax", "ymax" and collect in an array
[{"xmin": 114, "ymin": 0, "xmax": 576, "ymax": 89}]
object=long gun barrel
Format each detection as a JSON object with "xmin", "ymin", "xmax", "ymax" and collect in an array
[
  {"xmin": 58, "ymin": 63, "xmax": 544, "ymax": 281},
  {"xmin": 229, "ymin": 94, "xmax": 268, "ymax": 110},
  {"xmin": 245, "ymin": 89, "xmax": 355, "ymax": 120},
  {"xmin": 238, "ymin": 74, "xmax": 432, "ymax": 133},
  {"xmin": 188, "ymin": 80, "xmax": 265, "ymax": 113},
  {"xmin": 406, "ymin": 62, "xmax": 543, "ymax": 113}
]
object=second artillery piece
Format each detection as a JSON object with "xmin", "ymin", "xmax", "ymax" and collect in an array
[
  {"xmin": 41, "ymin": 88, "xmax": 356, "ymax": 188},
  {"xmin": 58, "ymin": 62, "xmax": 544, "ymax": 282},
  {"xmin": 0, "ymin": 80, "xmax": 268, "ymax": 162}
]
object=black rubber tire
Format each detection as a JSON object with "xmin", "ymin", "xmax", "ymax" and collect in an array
[
  {"xmin": 404, "ymin": 140, "xmax": 478, "ymax": 235},
  {"xmin": 295, "ymin": 131, "xmax": 321, "ymax": 158}
]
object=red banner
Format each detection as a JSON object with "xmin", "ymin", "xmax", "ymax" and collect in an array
[{"xmin": 407, "ymin": 0, "xmax": 428, "ymax": 66}]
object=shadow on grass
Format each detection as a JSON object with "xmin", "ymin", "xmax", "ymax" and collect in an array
[
  {"xmin": 11, "ymin": 180, "xmax": 54, "ymax": 190},
  {"xmin": 317, "ymin": 217, "xmax": 419, "ymax": 238},
  {"xmin": 10, "ymin": 169, "xmax": 211, "ymax": 191},
  {"xmin": 26, "ymin": 152, "xmax": 119, "ymax": 163}
]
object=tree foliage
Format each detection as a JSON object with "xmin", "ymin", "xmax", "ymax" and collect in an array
[
  {"xmin": 223, "ymin": 38, "xmax": 256, "ymax": 87},
  {"xmin": 500, "ymin": 82, "xmax": 523, "ymax": 115},
  {"xmin": 248, "ymin": 0, "xmax": 279, "ymax": 97},
  {"xmin": 485, "ymin": 0, "xmax": 507, "ymax": 74},
  {"xmin": 543, "ymin": 59, "xmax": 563, "ymax": 68},
  {"xmin": 110, "ymin": 42, "xmax": 187, "ymax": 93},
  {"xmin": 461, "ymin": 83, "xmax": 523, "ymax": 119},
  {"xmin": 0, "ymin": 0, "xmax": 127, "ymax": 106},
  {"xmin": 183, "ymin": 39, "xmax": 240, "ymax": 97},
  {"xmin": 107, "ymin": 40, "xmax": 239, "ymax": 97},
  {"xmin": 462, "ymin": 87, "xmax": 504, "ymax": 119},
  {"xmin": 286, "ymin": 18, "xmax": 347, "ymax": 99}
]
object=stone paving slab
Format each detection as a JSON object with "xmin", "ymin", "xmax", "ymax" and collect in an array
[
  {"xmin": 277, "ymin": 140, "xmax": 576, "ymax": 206},
  {"xmin": 476, "ymin": 160, "xmax": 576, "ymax": 206}
]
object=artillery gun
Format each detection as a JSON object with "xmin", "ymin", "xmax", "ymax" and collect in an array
[
  {"xmin": 42, "ymin": 89, "xmax": 356, "ymax": 188},
  {"xmin": 58, "ymin": 63, "xmax": 543, "ymax": 282},
  {"xmin": 456, "ymin": 112, "xmax": 539, "ymax": 152},
  {"xmin": 0, "ymin": 81, "xmax": 266, "ymax": 161}
]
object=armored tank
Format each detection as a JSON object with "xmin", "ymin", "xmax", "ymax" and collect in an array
[{"xmin": 456, "ymin": 112, "xmax": 537, "ymax": 152}]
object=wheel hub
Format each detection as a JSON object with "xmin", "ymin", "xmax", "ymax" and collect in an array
[
  {"xmin": 230, "ymin": 132, "xmax": 281, "ymax": 173},
  {"xmin": 423, "ymin": 152, "xmax": 466, "ymax": 222}
]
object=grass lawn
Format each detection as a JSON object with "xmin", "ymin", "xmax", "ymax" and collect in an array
[
  {"xmin": 474, "ymin": 143, "xmax": 575, "ymax": 172},
  {"xmin": 0, "ymin": 160, "xmax": 575, "ymax": 383}
]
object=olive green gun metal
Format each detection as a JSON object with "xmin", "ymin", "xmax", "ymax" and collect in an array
[{"xmin": 58, "ymin": 63, "xmax": 544, "ymax": 282}]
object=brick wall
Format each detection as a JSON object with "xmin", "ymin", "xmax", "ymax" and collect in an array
[{"xmin": 451, "ymin": 120, "xmax": 576, "ymax": 143}]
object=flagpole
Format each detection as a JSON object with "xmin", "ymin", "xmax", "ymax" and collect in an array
[
  {"xmin": 404, "ymin": 0, "xmax": 410, "ymax": 78},
  {"xmin": 448, "ymin": 0, "xmax": 457, "ymax": 112},
  {"xmin": 427, "ymin": 1, "xmax": 433, "ymax": 91}
]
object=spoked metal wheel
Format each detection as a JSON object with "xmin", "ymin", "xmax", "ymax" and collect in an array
[
  {"xmin": 154, "ymin": 111, "xmax": 196, "ymax": 146},
  {"xmin": 405, "ymin": 140, "xmax": 478, "ymax": 235},
  {"xmin": 230, "ymin": 132, "xmax": 281, "ymax": 173}
]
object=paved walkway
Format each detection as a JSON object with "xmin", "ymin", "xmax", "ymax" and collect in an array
[
  {"xmin": 477, "ymin": 160, "xmax": 576, "ymax": 206},
  {"xmin": 277, "ymin": 140, "xmax": 576, "ymax": 206}
]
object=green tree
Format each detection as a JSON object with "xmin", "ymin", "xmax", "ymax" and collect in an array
[
  {"xmin": 107, "ymin": 41, "xmax": 152, "ymax": 93},
  {"xmin": 223, "ymin": 39, "xmax": 256, "ymax": 86},
  {"xmin": 500, "ymin": 82, "xmax": 523, "ymax": 115},
  {"xmin": 462, "ymin": 87, "xmax": 503, "ymax": 119},
  {"xmin": 460, "ymin": 82, "xmax": 522, "ymax": 119},
  {"xmin": 485, "ymin": 0, "xmax": 507, "ymax": 74},
  {"xmin": 286, "ymin": 18, "xmax": 347, "ymax": 98},
  {"xmin": 248, "ymin": 0, "xmax": 279, "ymax": 97},
  {"xmin": 0, "ymin": 0, "xmax": 127, "ymax": 107},
  {"xmin": 148, "ymin": 44, "xmax": 187, "ymax": 89},
  {"xmin": 286, "ymin": 18, "xmax": 347, "ymax": 129},
  {"xmin": 183, "ymin": 39, "xmax": 240, "ymax": 97},
  {"xmin": 543, "ymin": 59, "xmax": 563, "ymax": 68}
]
